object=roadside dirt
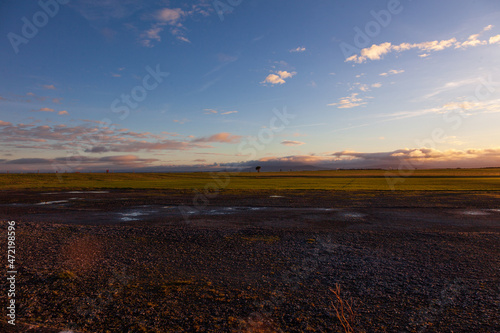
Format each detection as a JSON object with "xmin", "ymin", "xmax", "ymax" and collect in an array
[{"xmin": 0, "ymin": 190, "xmax": 499, "ymax": 332}]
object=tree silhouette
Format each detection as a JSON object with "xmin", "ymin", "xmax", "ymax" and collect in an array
[{"xmin": 256, "ymin": 166, "xmax": 261, "ymax": 173}]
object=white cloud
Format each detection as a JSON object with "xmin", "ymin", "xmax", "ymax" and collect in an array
[
  {"xmin": 142, "ymin": 27, "xmax": 163, "ymax": 43},
  {"xmin": 379, "ymin": 69, "xmax": 404, "ymax": 76},
  {"xmin": 289, "ymin": 46, "xmax": 306, "ymax": 53},
  {"xmin": 155, "ymin": 8, "xmax": 183, "ymax": 24},
  {"xmin": 328, "ymin": 93, "xmax": 367, "ymax": 109},
  {"xmin": 58, "ymin": 111, "xmax": 69, "ymax": 115},
  {"xmin": 140, "ymin": 7, "xmax": 196, "ymax": 46},
  {"xmin": 262, "ymin": 74, "xmax": 285, "ymax": 85},
  {"xmin": 358, "ymin": 84, "xmax": 370, "ymax": 92},
  {"xmin": 347, "ymin": 42, "xmax": 392, "ymax": 63},
  {"xmin": 176, "ymin": 36, "xmax": 191, "ymax": 43},
  {"xmin": 489, "ymin": 35, "xmax": 500, "ymax": 44},
  {"xmin": 276, "ymin": 70, "xmax": 296, "ymax": 79},
  {"xmin": 347, "ymin": 25, "xmax": 496, "ymax": 63},
  {"xmin": 204, "ymin": 109, "xmax": 238, "ymax": 115},
  {"xmin": 456, "ymin": 34, "xmax": 487, "ymax": 49},
  {"xmin": 261, "ymin": 71, "xmax": 297, "ymax": 85},
  {"xmin": 371, "ymin": 83, "xmax": 382, "ymax": 88}
]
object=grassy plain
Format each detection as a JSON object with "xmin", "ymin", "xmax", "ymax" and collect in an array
[{"xmin": 1, "ymin": 168, "xmax": 500, "ymax": 191}]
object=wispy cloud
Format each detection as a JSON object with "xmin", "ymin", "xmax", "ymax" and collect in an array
[
  {"xmin": 203, "ymin": 109, "xmax": 237, "ymax": 115},
  {"xmin": 173, "ymin": 118, "xmax": 190, "ymax": 124},
  {"xmin": 140, "ymin": 5, "xmax": 213, "ymax": 46},
  {"xmin": 347, "ymin": 25, "xmax": 498, "ymax": 63},
  {"xmin": 281, "ymin": 140, "xmax": 305, "ymax": 146},
  {"xmin": 379, "ymin": 69, "xmax": 404, "ymax": 76},
  {"xmin": 374, "ymin": 98, "xmax": 500, "ymax": 122},
  {"xmin": 422, "ymin": 77, "xmax": 481, "ymax": 99},
  {"xmin": 204, "ymin": 109, "xmax": 218, "ymax": 114},
  {"xmin": 0, "ymin": 121, "xmax": 212, "ymax": 154},
  {"xmin": 192, "ymin": 132, "xmax": 241, "ymax": 143},
  {"xmin": 38, "ymin": 107, "xmax": 55, "ymax": 112},
  {"xmin": 42, "ymin": 84, "xmax": 56, "ymax": 90},
  {"xmin": 328, "ymin": 93, "xmax": 367, "ymax": 109},
  {"xmin": 289, "ymin": 46, "xmax": 306, "ymax": 53}
]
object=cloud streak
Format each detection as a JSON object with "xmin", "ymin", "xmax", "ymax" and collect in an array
[
  {"xmin": 192, "ymin": 132, "xmax": 242, "ymax": 144},
  {"xmin": 347, "ymin": 25, "xmax": 498, "ymax": 63},
  {"xmin": 328, "ymin": 93, "xmax": 367, "ymax": 109}
]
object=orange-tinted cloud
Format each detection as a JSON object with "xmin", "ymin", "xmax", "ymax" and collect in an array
[
  {"xmin": 281, "ymin": 140, "xmax": 305, "ymax": 146},
  {"xmin": 193, "ymin": 132, "xmax": 242, "ymax": 143}
]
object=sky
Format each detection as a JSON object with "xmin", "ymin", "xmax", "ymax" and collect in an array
[{"xmin": 1, "ymin": 0, "xmax": 500, "ymax": 172}]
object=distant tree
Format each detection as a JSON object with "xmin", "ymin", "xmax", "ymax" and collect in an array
[{"xmin": 256, "ymin": 166, "xmax": 261, "ymax": 173}]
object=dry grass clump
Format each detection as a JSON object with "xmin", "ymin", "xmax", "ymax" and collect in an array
[{"xmin": 330, "ymin": 284, "xmax": 356, "ymax": 333}]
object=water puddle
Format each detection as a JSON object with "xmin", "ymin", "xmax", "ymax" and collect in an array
[
  {"xmin": 41, "ymin": 191, "xmax": 109, "ymax": 194},
  {"xmin": 35, "ymin": 200, "xmax": 69, "ymax": 205},
  {"xmin": 66, "ymin": 191, "xmax": 110, "ymax": 194},
  {"xmin": 460, "ymin": 210, "xmax": 490, "ymax": 216},
  {"xmin": 118, "ymin": 209, "xmax": 158, "ymax": 221},
  {"xmin": 338, "ymin": 212, "xmax": 366, "ymax": 219},
  {"xmin": 113, "ymin": 206, "xmax": 338, "ymax": 221},
  {"xmin": 269, "ymin": 195, "xmax": 285, "ymax": 198}
]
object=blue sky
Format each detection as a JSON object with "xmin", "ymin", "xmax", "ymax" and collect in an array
[{"xmin": 1, "ymin": 0, "xmax": 500, "ymax": 172}]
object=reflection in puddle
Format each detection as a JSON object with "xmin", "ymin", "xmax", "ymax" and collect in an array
[
  {"xmin": 114, "ymin": 206, "xmax": 338, "ymax": 221},
  {"xmin": 269, "ymin": 195, "xmax": 285, "ymax": 198},
  {"xmin": 42, "ymin": 191, "xmax": 110, "ymax": 194},
  {"xmin": 118, "ymin": 209, "xmax": 158, "ymax": 221},
  {"xmin": 66, "ymin": 191, "xmax": 110, "ymax": 194},
  {"xmin": 461, "ymin": 210, "xmax": 490, "ymax": 216},
  {"xmin": 339, "ymin": 212, "xmax": 366, "ymax": 219},
  {"xmin": 35, "ymin": 200, "xmax": 69, "ymax": 205}
]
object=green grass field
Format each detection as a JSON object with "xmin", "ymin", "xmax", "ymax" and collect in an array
[{"xmin": 1, "ymin": 168, "xmax": 500, "ymax": 191}]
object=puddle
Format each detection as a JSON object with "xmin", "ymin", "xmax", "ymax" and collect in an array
[
  {"xmin": 269, "ymin": 195, "xmax": 285, "ymax": 198},
  {"xmin": 41, "ymin": 191, "xmax": 109, "ymax": 194},
  {"xmin": 113, "ymin": 206, "xmax": 338, "ymax": 221},
  {"xmin": 460, "ymin": 210, "xmax": 490, "ymax": 216},
  {"xmin": 117, "ymin": 208, "xmax": 158, "ymax": 221},
  {"xmin": 35, "ymin": 200, "xmax": 69, "ymax": 205},
  {"xmin": 66, "ymin": 191, "xmax": 109, "ymax": 194},
  {"xmin": 338, "ymin": 212, "xmax": 366, "ymax": 219}
]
